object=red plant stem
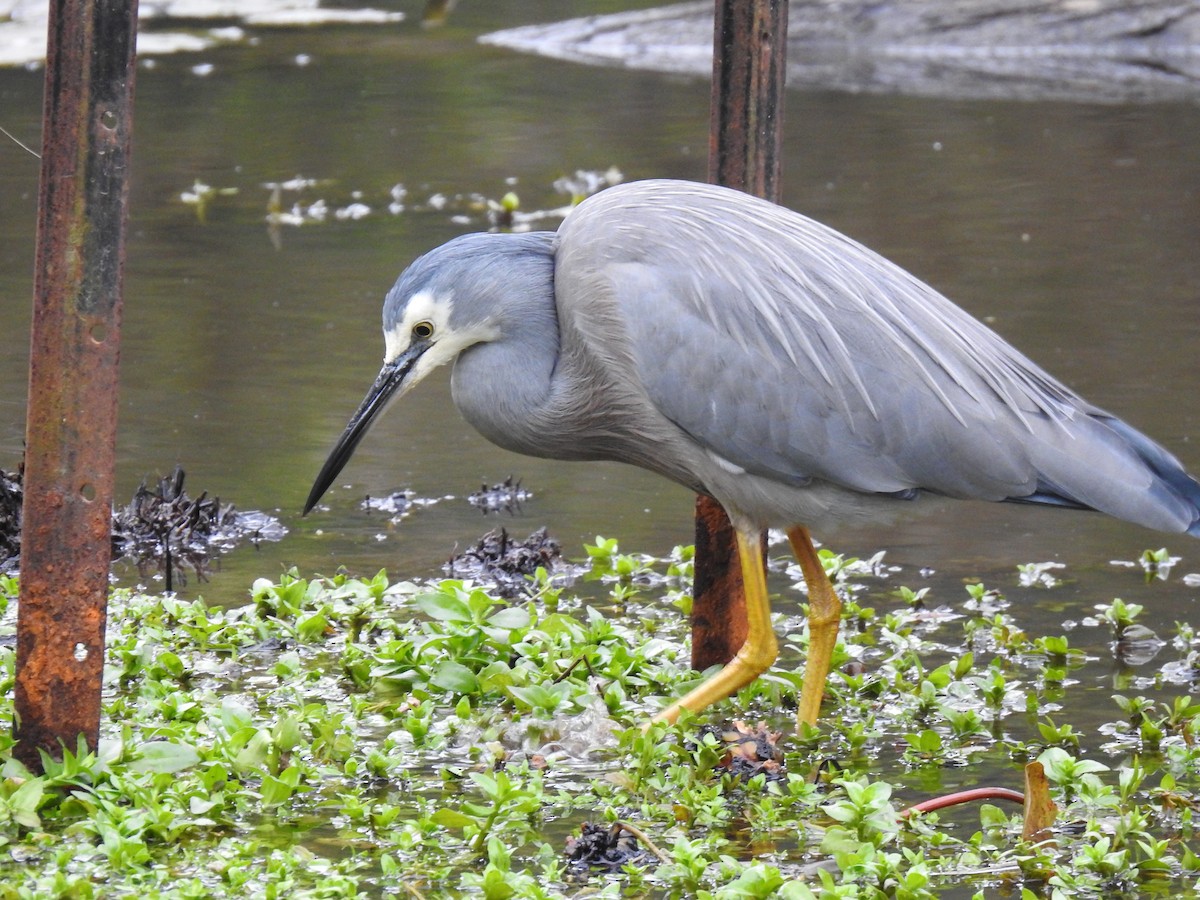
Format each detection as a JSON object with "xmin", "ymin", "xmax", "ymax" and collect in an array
[{"xmin": 900, "ymin": 787, "xmax": 1025, "ymax": 818}]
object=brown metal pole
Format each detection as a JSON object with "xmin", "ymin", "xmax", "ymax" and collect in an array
[
  {"xmin": 14, "ymin": 0, "xmax": 138, "ymax": 770},
  {"xmin": 693, "ymin": 0, "xmax": 788, "ymax": 671}
]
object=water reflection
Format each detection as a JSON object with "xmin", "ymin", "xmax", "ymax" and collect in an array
[{"xmin": 0, "ymin": 3, "xmax": 1197, "ymax": 664}]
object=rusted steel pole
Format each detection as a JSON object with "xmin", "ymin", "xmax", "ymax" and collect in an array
[
  {"xmin": 693, "ymin": 0, "xmax": 788, "ymax": 671},
  {"xmin": 14, "ymin": 0, "xmax": 138, "ymax": 769},
  {"xmin": 709, "ymin": 0, "xmax": 788, "ymax": 199}
]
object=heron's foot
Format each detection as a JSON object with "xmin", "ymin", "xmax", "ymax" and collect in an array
[
  {"xmin": 645, "ymin": 527, "xmax": 777, "ymax": 732},
  {"xmin": 646, "ymin": 630, "xmax": 778, "ymax": 730}
]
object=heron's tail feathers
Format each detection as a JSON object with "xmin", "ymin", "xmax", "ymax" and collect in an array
[
  {"xmin": 1017, "ymin": 414, "xmax": 1200, "ymax": 537},
  {"xmin": 1103, "ymin": 417, "xmax": 1200, "ymax": 538}
]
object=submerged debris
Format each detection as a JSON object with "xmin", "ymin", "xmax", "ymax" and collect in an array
[
  {"xmin": 111, "ymin": 467, "xmax": 286, "ymax": 590},
  {"xmin": 564, "ymin": 822, "xmax": 657, "ymax": 873},
  {"xmin": 444, "ymin": 527, "xmax": 561, "ymax": 597},
  {"xmin": 0, "ymin": 467, "xmax": 22, "ymax": 573},
  {"xmin": 0, "ymin": 465, "xmax": 284, "ymax": 588},
  {"xmin": 468, "ymin": 476, "xmax": 531, "ymax": 514}
]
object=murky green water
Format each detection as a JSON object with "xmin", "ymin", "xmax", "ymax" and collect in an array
[{"xmin": 2, "ymin": 1, "xmax": 1200, "ymax": 744}]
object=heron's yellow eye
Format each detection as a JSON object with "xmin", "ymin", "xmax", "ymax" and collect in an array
[{"xmin": 412, "ymin": 321, "xmax": 434, "ymax": 339}]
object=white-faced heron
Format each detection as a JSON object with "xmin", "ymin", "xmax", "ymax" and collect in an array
[{"xmin": 305, "ymin": 179, "xmax": 1200, "ymax": 728}]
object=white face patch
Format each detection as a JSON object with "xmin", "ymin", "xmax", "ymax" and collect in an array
[
  {"xmin": 383, "ymin": 289, "xmax": 452, "ymax": 363},
  {"xmin": 380, "ymin": 288, "xmax": 502, "ymax": 393}
]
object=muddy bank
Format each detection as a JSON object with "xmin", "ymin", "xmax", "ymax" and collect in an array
[{"xmin": 481, "ymin": 0, "xmax": 1200, "ymax": 103}]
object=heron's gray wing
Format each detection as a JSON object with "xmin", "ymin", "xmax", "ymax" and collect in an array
[{"xmin": 555, "ymin": 180, "xmax": 1199, "ymax": 533}]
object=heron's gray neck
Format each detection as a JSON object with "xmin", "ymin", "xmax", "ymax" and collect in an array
[{"xmin": 450, "ymin": 237, "xmax": 563, "ymax": 456}]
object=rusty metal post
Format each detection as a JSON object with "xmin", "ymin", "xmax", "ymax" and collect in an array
[
  {"xmin": 14, "ymin": 0, "xmax": 138, "ymax": 769},
  {"xmin": 693, "ymin": 0, "xmax": 788, "ymax": 671}
]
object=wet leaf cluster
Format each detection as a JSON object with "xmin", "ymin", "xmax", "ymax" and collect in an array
[{"xmin": 0, "ymin": 538, "xmax": 1199, "ymax": 897}]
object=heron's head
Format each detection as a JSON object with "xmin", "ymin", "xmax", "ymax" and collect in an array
[
  {"xmin": 378, "ymin": 235, "xmax": 515, "ymax": 388},
  {"xmin": 303, "ymin": 232, "xmax": 554, "ymax": 514}
]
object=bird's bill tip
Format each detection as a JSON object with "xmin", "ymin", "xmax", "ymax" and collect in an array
[
  {"xmin": 303, "ymin": 427, "xmax": 362, "ymax": 516},
  {"xmin": 302, "ymin": 359, "xmax": 411, "ymax": 515}
]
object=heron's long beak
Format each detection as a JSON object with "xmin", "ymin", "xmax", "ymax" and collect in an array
[{"xmin": 303, "ymin": 341, "xmax": 427, "ymax": 515}]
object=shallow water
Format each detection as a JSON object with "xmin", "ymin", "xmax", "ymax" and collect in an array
[{"xmin": 1, "ymin": 2, "xmax": 1199, "ymax": 668}]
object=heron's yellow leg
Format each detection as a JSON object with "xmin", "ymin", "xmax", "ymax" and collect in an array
[
  {"xmin": 787, "ymin": 525, "xmax": 842, "ymax": 727},
  {"xmin": 650, "ymin": 528, "xmax": 777, "ymax": 726}
]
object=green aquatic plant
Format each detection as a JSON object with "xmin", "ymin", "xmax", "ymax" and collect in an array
[{"xmin": 0, "ymin": 540, "xmax": 1199, "ymax": 897}]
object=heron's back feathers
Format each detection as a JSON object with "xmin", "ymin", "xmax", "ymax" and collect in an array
[{"xmin": 558, "ymin": 180, "xmax": 1200, "ymax": 537}]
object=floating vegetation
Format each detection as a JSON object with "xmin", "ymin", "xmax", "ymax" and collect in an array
[
  {"xmin": 1017, "ymin": 560, "xmax": 1066, "ymax": 588},
  {"xmin": 179, "ymin": 180, "xmax": 239, "ymax": 222},
  {"xmin": 361, "ymin": 489, "xmax": 415, "ymax": 517},
  {"xmin": 252, "ymin": 168, "xmax": 624, "ymax": 241},
  {"xmin": 1111, "ymin": 547, "xmax": 1184, "ymax": 582},
  {"xmin": 359, "ymin": 489, "xmax": 441, "ymax": 526},
  {"xmin": 553, "ymin": 167, "xmax": 624, "ymax": 204},
  {"xmin": 487, "ymin": 191, "xmax": 521, "ymax": 229}
]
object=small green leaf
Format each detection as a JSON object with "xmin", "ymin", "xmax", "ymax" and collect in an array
[
  {"xmin": 487, "ymin": 607, "xmax": 531, "ymax": 630},
  {"xmin": 10, "ymin": 779, "xmax": 44, "ymax": 829},
  {"xmin": 296, "ymin": 609, "xmax": 331, "ymax": 642},
  {"xmin": 189, "ymin": 796, "xmax": 219, "ymax": 815},
  {"xmin": 978, "ymin": 803, "xmax": 1010, "ymax": 830},
  {"xmin": 219, "ymin": 701, "xmax": 254, "ymax": 733},
  {"xmin": 273, "ymin": 715, "xmax": 305, "ymax": 752},
  {"xmin": 128, "ymin": 741, "xmax": 201, "ymax": 774},
  {"xmin": 156, "ymin": 650, "xmax": 185, "ymax": 678},
  {"xmin": 260, "ymin": 771, "xmax": 297, "ymax": 806},
  {"xmin": 431, "ymin": 808, "xmax": 477, "ymax": 830},
  {"xmin": 431, "ymin": 661, "xmax": 478, "ymax": 694},
  {"xmin": 416, "ymin": 591, "xmax": 472, "ymax": 622},
  {"xmin": 234, "ymin": 730, "xmax": 273, "ymax": 771}
]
